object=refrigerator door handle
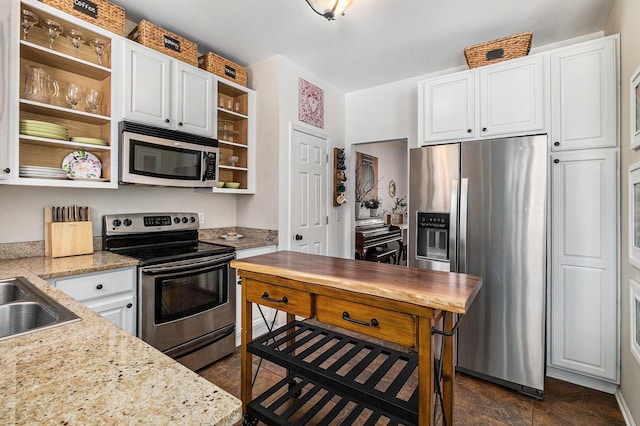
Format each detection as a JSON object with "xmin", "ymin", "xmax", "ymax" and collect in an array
[
  {"xmin": 449, "ymin": 179, "xmax": 459, "ymax": 272},
  {"xmin": 459, "ymin": 178, "xmax": 469, "ymax": 274}
]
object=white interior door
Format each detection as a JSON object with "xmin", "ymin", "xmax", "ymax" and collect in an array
[{"xmin": 291, "ymin": 127, "xmax": 328, "ymax": 254}]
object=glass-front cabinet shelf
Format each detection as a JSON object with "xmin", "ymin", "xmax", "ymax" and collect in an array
[
  {"xmin": 0, "ymin": 0, "xmax": 119, "ymax": 188},
  {"xmin": 208, "ymin": 79, "xmax": 256, "ymax": 194}
]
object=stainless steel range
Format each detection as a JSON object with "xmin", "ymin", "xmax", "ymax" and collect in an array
[{"xmin": 102, "ymin": 212, "xmax": 235, "ymax": 371}]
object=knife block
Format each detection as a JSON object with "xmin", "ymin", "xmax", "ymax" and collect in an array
[{"xmin": 44, "ymin": 207, "xmax": 94, "ymax": 258}]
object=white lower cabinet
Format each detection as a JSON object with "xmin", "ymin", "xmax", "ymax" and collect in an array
[
  {"xmin": 49, "ymin": 267, "xmax": 137, "ymax": 336},
  {"xmin": 234, "ymin": 245, "xmax": 278, "ymax": 346},
  {"xmin": 549, "ymin": 149, "xmax": 618, "ymax": 385}
]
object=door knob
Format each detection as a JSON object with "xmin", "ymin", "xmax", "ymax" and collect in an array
[{"xmin": 295, "ymin": 234, "xmax": 303, "ymax": 241}]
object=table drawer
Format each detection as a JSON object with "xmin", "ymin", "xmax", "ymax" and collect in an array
[
  {"xmin": 316, "ymin": 295, "xmax": 416, "ymax": 347},
  {"xmin": 55, "ymin": 268, "xmax": 135, "ymax": 302},
  {"xmin": 245, "ymin": 279, "xmax": 312, "ymax": 318}
]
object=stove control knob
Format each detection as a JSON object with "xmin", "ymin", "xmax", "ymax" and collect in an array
[
  {"xmin": 123, "ymin": 219, "xmax": 132, "ymax": 227},
  {"xmin": 190, "ymin": 216, "xmax": 196, "ymax": 223},
  {"xmin": 173, "ymin": 217, "xmax": 180, "ymax": 224},
  {"xmin": 181, "ymin": 216, "xmax": 188, "ymax": 224},
  {"xmin": 112, "ymin": 219, "xmax": 122, "ymax": 227}
]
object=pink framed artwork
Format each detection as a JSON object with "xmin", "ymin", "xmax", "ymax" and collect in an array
[{"xmin": 298, "ymin": 78, "xmax": 324, "ymax": 128}]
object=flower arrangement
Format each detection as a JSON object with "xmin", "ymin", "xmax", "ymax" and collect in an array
[
  {"xmin": 363, "ymin": 198, "xmax": 381, "ymax": 209},
  {"xmin": 391, "ymin": 196, "xmax": 407, "ymax": 215}
]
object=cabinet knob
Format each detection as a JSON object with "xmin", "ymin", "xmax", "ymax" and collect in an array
[
  {"xmin": 481, "ymin": 127, "xmax": 487, "ymax": 132},
  {"xmin": 165, "ymin": 119, "xmax": 170, "ymax": 123},
  {"xmin": 96, "ymin": 284, "xmax": 103, "ymax": 290},
  {"xmin": 2, "ymin": 168, "xmax": 9, "ymax": 174},
  {"xmin": 295, "ymin": 234, "xmax": 303, "ymax": 241},
  {"xmin": 554, "ymin": 142, "xmax": 560, "ymax": 146},
  {"xmin": 467, "ymin": 129, "xmax": 472, "ymax": 133},
  {"xmin": 553, "ymin": 159, "xmax": 560, "ymax": 164},
  {"xmin": 126, "ymin": 303, "xmax": 133, "ymax": 309},
  {"xmin": 178, "ymin": 122, "xmax": 183, "ymax": 126}
]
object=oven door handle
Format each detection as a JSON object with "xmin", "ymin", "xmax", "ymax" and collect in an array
[{"xmin": 141, "ymin": 253, "xmax": 236, "ymax": 275}]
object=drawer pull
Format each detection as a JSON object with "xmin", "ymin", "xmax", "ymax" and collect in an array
[
  {"xmin": 262, "ymin": 292, "xmax": 288, "ymax": 304},
  {"xmin": 96, "ymin": 284, "xmax": 103, "ymax": 290},
  {"xmin": 342, "ymin": 311, "xmax": 379, "ymax": 327}
]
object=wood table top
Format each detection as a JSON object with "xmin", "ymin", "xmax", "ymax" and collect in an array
[{"xmin": 231, "ymin": 251, "xmax": 482, "ymax": 314}]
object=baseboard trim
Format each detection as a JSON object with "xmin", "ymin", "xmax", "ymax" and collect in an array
[
  {"xmin": 546, "ymin": 366, "xmax": 618, "ymax": 394},
  {"xmin": 616, "ymin": 389, "xmax": 638, "ymax": 426}
]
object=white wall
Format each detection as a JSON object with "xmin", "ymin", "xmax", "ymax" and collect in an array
[
  {"xmin": 0, "ymin": 185, "xmax": 236, "ymax": 243},
  {"xmin": 606, "ymin": 0, "xmax": 640, "ymax": 422},
  {"xmin": 253, "ymin": 56, "xmax": 347, "ymax": 257},
  {"xmin": 237, "ymin": 57, "xmax": 281, "ymax": 230}
]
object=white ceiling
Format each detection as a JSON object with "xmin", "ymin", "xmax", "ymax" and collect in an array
[{"xmin": 113, "ymin": 0, "xmax": 615, "ymax": 92}]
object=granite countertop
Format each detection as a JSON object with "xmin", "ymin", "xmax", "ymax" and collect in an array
[{"xmin": 0, "ymin": 259, "xmax": 242, "ymax": 424}]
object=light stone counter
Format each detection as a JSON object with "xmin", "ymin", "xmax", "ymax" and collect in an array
[{"xmin": 0, "ymin": 259, "xmax": 242, "ymax": 424}]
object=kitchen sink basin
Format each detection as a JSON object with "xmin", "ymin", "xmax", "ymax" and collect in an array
[
  {"xmin": 0, "ymin": 277, "xmax": 80, "ymax": 342},
  {"xmin": 0, "ymin": 282, "xmax": 27, "ymax": 304}
]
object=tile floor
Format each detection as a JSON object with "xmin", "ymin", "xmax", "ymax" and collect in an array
[{"xmin": 199, "ymin": 348, "xmax": 625, "ymax": 425}]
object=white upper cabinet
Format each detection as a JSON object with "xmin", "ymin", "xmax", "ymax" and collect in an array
[
  {"xmin": 550, "ymin": 37, "xmax": 617, "ymax": 151},
  {"xmin": 420, "ymin": 55, "xmax": 544, "ymax": 145},
  {"xmin": 421, "ymin": 72, "xmax": 475, "ymax": 142},
  {"xmin": 123, "ymin": 40, "xmax": 214, "ymax": 138},
  {"xmin": 479, "ymin": 55, "xmax": 545, "ymax": 137}
]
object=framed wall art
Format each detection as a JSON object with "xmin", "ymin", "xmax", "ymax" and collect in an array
[
  {"xmin": 629, "ymin": 161, "xmax": 640, "ymax": 268},
  {"xmin": 298, "ymin": 78, "xmax": 324, "ymax": 129},
  {"xmin": 630, "ymin": 279, "xmax": 640, "ymax": 366},
  {"xmin": 630, "ymin": 64, "xmax": 640, "ymax": 150}
]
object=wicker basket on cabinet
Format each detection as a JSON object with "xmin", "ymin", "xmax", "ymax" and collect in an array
[
  {"xmin": 198, "ymin": 52, "xmax": 248, "ymax": 87},
  {"xmin": 464, "ymin": 32, "xmax": 533, "ymax": 68},
  {"xmin": 128, "ymin": 20, "xmax": 198, "ymax": 66},
  {"xmin": 39, "ymin": 0, "xmax": 126, "ymax": 36}
]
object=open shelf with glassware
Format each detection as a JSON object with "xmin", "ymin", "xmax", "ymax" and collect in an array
[
  {"xmin": 210, "ymin": 79, "xmax": 255, "ymax": 193},
  {"xmin": 6, "ymin": 0, "xmax": 118, "ymax": 187}
]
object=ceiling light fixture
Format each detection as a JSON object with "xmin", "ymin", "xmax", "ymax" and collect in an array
[{"xmin": 305, "ymin": 0, "xmax": 353, "ymax": 21}]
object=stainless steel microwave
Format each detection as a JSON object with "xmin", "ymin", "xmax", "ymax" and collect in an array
[{"xmin": 119, "ymin": 121, "xmax": 218, "ymax": 188}]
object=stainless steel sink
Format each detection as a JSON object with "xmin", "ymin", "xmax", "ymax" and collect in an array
[
  {"xmin": 0, "ymin": 277, "xmax": 80, "ymax": 341},
  {"xmin": 0, "ymin": 282, "xmax": 27, "ymax": 304}
]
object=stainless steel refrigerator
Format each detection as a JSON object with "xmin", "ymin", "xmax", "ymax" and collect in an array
[{"xmin": 408, "ymin": 135, "xmax": 547, "ymax": 398}]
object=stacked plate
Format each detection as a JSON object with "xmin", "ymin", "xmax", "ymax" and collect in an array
[
  {"xmin": 20, "ymin": 119, "xmax": 68, "ymax": 140},
  {"xmin": 70, "ymin": 136, "xmax": 108, "ymax": 146},
  {"xmin": 19, "ymin": 165, "xmax": 68, "ymax": 179}
]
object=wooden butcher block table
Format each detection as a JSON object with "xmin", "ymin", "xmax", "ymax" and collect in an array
[{"xmin": 232, "ymin": 251, "xmax": 482, "ymax": 426}]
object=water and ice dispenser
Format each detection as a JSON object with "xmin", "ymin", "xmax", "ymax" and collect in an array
[{"xmin": 416, "ymin": 212, "xmax": 450, "ymax": 261}]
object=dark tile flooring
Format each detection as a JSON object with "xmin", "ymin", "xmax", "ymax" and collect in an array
[{"xmin": 199, "ymin": 347, "xmax": 625, "ymax": 425}]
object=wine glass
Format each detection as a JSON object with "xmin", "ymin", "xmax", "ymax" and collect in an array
[
  {"xmin": 21, "ymin": 9, "xmax": 39, "ymax": 41},
  {"xmin": 64, "ymin": 29, "xmax": 85, "ymax": 57},
  {"xmin": 65, "ymin": 83, "xmax": 82, "ymax": 110},
  {"xmin": 228, "ymin": 155, "xmax": 239, "ymax": 167},
  {"xmin": 88, "ymin": 38, "xmax": 106, "ymax": 65},
  {"xmin": 85, "ymin": 88, "xmax": 102, "ymax": 114},
  {"xmin": 40, "ymin": 19, "xmax": 63, "ymax": 50}
]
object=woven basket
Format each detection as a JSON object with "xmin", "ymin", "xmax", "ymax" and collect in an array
[
  {"xmin": 128, "ymin": 20, "xmax": 198, "ymax": 66},
  {"xmin": 40, "ymin": 0, "xmax": 125, "ymax": 36},
  {"xmin": 198, "ymin": 52, "xmax": 248, "ymax": 87},
  {"xmin": 464, "ymin": 32, "xmax": 533, "ymax": 69}
]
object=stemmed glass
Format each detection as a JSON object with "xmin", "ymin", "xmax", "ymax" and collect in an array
[
  {"xmin": 85, "ymin": 88, "xmax": 102, "ymax": 114},
  {"xmin": 21, "ymin": 9, "xmax": 39, "ymax": 41},
  {"xmin": 40, "ymin": 19, "xmax": 63, "ymax": 50},
  {"xmin": 64, "ymin": 29, "xmax": 85, "ymax": 57},
  {"xmin": 65, "ymin": 83, "xmax": 82, "ymax": 110},
  {"xmin": 88, "ymin": 38, "xmax": 106, "ymax": 65}
]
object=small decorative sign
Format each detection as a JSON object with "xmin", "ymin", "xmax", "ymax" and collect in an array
[
  {"xmin": 163, "ymin": 35, "xmax": 181, "ymax": 52},
  {"xmin": 486, "ymin": 48, "xmax": 504, "ymax": 61},
  {"xmin": 73, "ymin": 0, "xmax": 98, "ymax": 18},
  {"xmin": 224, "ymin": 64, "xmax": 237, "ymax": 79},
  {"xmin": 298, "ymin": 78, "xmax": 324, "ymax": 129}
]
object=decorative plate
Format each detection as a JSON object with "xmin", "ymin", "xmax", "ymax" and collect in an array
[{"xmin": 62, "ymin": 151, "xmax": 102, "ymax": 178}]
